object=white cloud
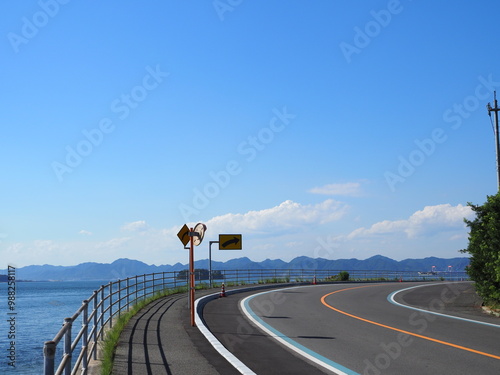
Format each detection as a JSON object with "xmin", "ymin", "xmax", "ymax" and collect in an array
[
  {"xmin": 121, "ymin": 220, "xmax": 148, "ymax": 232},
  {"xmin": 3, "ymin": 240, "xmax": 75, "ymax": 267},
  {"xmin": 33, "ymin": 240, "xmax": 61, "ymax": 252},
  {"xmin": 206, "ymin": 199, "xmax": 348, "ymax": 235},
  {"xmin": 348, "ymin": 204, "xmax": 474, "ymax": 239},
  {"xmin": 79, "ymin": 230, "xmax": 92, "ymax": 236},
  {"xmin": 7, "ymin": 243, "xmax": 24, "ymax": 254},
  {"xmin": 348, "ymin": 220, "xmax": 407, "ymax": 238},
  {"xmin": 449, "ymin": 233, "xmax": 468, "ymax": 241},
  {"xmin": 2, "ymin": 201, "xmax": 474, "ymax": 267},
  {"xmin": 96, "ymin": 237, "xmax": 132, "ymax": 249},
  {"xmin": 308, "ymin": 182, "xmax": 362, "ymax": 196},
  {"xmin": 404, "ymin": 204, "xmax": 473, "ymax": 238}
]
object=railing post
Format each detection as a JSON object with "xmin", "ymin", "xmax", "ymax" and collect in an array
[
  {"xmin": 82, "ymin": 300, "xmax": 88, "ymax": 373},
  {"xmin": 64, "ymin": 317, "xmax": 72, "ymax": 375},
  {"xmin": 118, "ymin": 280, "xmax": 122, "ymax": 318},
  {"xmin": 135, "ymin": 276, "xmax": 138, "ymax": 305},
  {"xmin": 100, "ymin": 286, "xmax": 105, "ymax": 340},
  {"xmin": 143, "ymin": 274, "xmax": 147, "ymax": 300},
  {"xmin": 43, "ymin": 340, "xmax": 56, "ymax": 375},
  {"xmin": 109, "ymin": 282, "xmax": 113, "ymax": 329},
  {"xmin": 93, "ymin": 291, "xmax": 97, "ymax": 360},
  {"xmin": 126, "ymin": 278, "xmax": 130, "ymax": 312}
]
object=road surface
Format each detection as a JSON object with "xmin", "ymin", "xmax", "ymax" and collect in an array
[{"xmin": 201, "ymin": 282, "xmax": 500, "ymax": 374}]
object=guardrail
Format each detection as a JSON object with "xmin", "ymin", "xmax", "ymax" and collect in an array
[
  {"xmin": 209, "ymin": 269, "xmax": 468, "ymax": 285},
  {"xmin": 43, "ymin": 271, "xmax": 189, "ymax": 375},
  {"xmin": 43, "ymin": 268, "xmax": 468, "ymax": 374}
]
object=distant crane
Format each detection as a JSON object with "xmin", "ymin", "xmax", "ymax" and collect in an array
[{"xmin": 487, "ymin": 91, "xmax": 500, "ymax": 191}]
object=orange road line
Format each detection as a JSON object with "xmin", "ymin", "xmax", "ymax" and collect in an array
[{"xmin": 320, "ymin": 285, "xmax": 500, "ymax": 361}]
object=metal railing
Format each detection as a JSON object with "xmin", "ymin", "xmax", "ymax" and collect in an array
[
  {"xmin": 43, "ymin": 271, "xmax": 189, "ymax": 375},
  {"xmin": 43, "ymin": 268, "xmax": 468, "ymax": 374},
  {"xmin": 207, "ymin": 269, "xmax": 468, "ymax": 285}
]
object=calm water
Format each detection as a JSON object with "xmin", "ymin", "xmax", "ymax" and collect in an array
[{"xmin": 0, "ymin": 280, "xmax": 108, "ymax": 374}]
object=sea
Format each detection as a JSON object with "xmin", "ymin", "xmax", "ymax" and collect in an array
[{"xmin": 0, "ymin": 280, "xmax": 110, "ymax": 375}]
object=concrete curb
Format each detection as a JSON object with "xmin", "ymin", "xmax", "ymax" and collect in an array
[{"xmin": 482, "ymin": 305, "xmax": 500, "ymax": 317}]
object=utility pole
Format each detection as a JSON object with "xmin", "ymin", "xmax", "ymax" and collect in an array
[{"xmin": 487, "ymin": 91, "xmax": 500, "ymax": 191}]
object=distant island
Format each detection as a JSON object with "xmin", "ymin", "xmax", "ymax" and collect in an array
[
  {"xmin": 0, "ymin": 255, "xmax": 470, "ymax": 282},
  {"xmin": 0, "ymin": 274, "xmax": 32, "ymax": 282}
]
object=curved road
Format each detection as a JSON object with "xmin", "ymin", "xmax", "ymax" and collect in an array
[{"xmin": 201, "ymin": 282, "xmax": 500, "ymax": 374}]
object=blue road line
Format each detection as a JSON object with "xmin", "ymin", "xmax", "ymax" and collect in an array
[{"xmin": 241, "ymin": 287, "xmax": 360, "ymax": 375}]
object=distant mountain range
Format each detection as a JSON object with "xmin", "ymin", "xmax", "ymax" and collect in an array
[{"xmin": 0, "ymin": 255, "xmax": 470, "ymax": 282}]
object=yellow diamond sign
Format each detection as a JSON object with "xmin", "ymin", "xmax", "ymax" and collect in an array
[{"xmin": 177, "ymin": 224, "xmax": 190, "ymax": 246}]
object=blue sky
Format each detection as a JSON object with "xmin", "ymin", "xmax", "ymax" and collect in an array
[{"xmin": 1, "ymin": 1, "xmax": 498, "ymax": 268}]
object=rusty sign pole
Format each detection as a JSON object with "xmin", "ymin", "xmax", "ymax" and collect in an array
[
  {"xmin": 178, "ymin": 223, "xmax": 205, "ymax": 327},
  {"xmin": 189, "ymin": 227, "xmax": 195, "ymax": 327}
]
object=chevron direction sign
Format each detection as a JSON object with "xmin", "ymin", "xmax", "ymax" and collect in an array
[
  {"xmin": 219, "ymin": 234, "xmax": 242, "ymax": 250},
  {"xmin": 177, "ymin": 224, "xmax": 190, "ymax": 246}
]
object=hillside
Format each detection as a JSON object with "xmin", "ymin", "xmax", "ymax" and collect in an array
[{"xmin": 0, "ymin": 255, "xmax": 470, "ymax": 281}]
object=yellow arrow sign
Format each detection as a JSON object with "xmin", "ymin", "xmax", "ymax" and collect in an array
[
  {"xmin": 219, "ymin": 234, "xmax": 242, "ymax": 250},
  {"xmin": 177, "ymin": 224, "xmax": 190, "ymax": 246}
]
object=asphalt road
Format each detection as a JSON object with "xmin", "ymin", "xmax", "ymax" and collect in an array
[{"xmin": 202, "ymin": 282, "xmax": 500, "ymax": 375}]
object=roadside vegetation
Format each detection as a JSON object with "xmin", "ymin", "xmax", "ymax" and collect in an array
[
  {"xmin": 325, "ymin": 271, "xmax": 350, "ymax": 281},
  {"xmin": 461, "ymin": 192, "xmax": 500, "ymax": 310}
]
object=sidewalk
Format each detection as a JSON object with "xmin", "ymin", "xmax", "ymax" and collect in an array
[{"xmin": 112, "ymin": 289, "xmax": 240, "ymax": 375}]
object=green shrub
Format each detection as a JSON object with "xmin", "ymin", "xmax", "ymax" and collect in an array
[
  {"xmin": 338, "ymin": 271, "xmax": 350, "ymax": 281},
  {"xmin": 325, "ymin": 271, "xmax": 350, "ymax": 282},
  {"xmin": 461, "ymin": 193, "xmax": 500, "ymax": 306}
]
